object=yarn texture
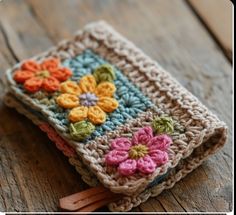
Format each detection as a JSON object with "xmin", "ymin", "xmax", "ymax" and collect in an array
[
  {"xmin": 93, "ymin": 64, "xmax": 116, "ymax": 83},
  {"xmin": 57, "ymin": 50, "xmax": 153, "ymax": 141},
  {"xmin": 57, "ymin": 73, "xmax": 119, "ymax": 125},
  {"xmin": 105, "ymin": 126, "xmax": 171, "ymax": 176},
  {"xmin": 13, "ymin": 58, "xmax": 72, "ymax": 93},
  {"xmin": 4, "ymin": 21, "xmax": 228, "ymax": 212},
  {"xmin": 152, "ymin": 116, "xmax": 174, "ymax": 134},
  {"xmin": 69, "ymin": 121, "xmax": 95, "ymax": 141}
]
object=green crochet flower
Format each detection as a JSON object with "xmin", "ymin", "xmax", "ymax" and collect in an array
[
  {"xmin": 93, "ymin": 64, "xmax": 116, "ymax": 83},
  {"xmin": 69, "ymin": 120, "xmax": 95, "ymax": 141},
  {"xmin": 152, "ymin": 116, "xmax": 174, "ymax": 135}
]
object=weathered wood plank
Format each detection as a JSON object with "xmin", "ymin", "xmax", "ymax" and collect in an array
[
  {"xmin": 0, "ymin": 1, "xmax": 53, "ymax": 59},
  {"xmin": 139, "ymin": 198, "xmax": 166, "ymax": 212},
  {"xmin": 0, "ymin": 0, "xmax": 232, "ymax": 212},
  {"xmin": 188, "ymin": 0, "xmax": 232, "ymax": 60}
]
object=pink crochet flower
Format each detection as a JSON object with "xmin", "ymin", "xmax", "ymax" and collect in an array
[{"xmin": 105, "ymin": 126, "xmax": 172, "ymax": 176}]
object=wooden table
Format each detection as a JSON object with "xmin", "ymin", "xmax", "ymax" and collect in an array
[{"xmin": 0, "ymin": 0, "xmax": 232, "ymax": 212}]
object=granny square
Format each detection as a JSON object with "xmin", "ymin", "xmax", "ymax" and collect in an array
[
  {"xmin": 4, "ymin": 21, "xmax": 227, "ymax": 212},
  {"xmin": 59, "ymin": 49, "xmax": 154, "ymax": 141}
]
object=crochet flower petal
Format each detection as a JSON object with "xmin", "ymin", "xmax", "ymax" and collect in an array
[
  {"xmin": 97, "ymin": 97, "xmax": 119, "ymax": 113},
  {"xmin": 50, "ymin": 67, "xmax": 72, "ymax": 82},
  {"xmin": 105, "ymin": 150, "xmax": 129, "ymax": 165},
  {"xmin": 132, "ymin": 126, "xmax": 153, "ymax": 145},
  {"xmin": 88, "ymin": 106, "xmax": 106, "ymax": 125},
  {"xmin": 95, "ymin": 82, "xmax": 116, "ymax": 97},
  {"xmin": 21, "ymin": 60, "xmax": 40, "ymax": 73},
  {"xmin": 93, "ymin": 64, "xmax": 116, "ymax": 83},
  {"xmin": 137, "ymin": 155, "xmax": 156, "ymax": 174},
  {"xmin": 60, "ymin": 81, "xmax": 81, "ymax": 95},
  {"xmin": 24, "ymin": 77, "xmax": 43, "ymax": 93},
  {"xmin": 69, "ymin": 121, "xmax": 95, "ymax": 141},
  {"xmin": 111, "ymin": 138, "xmax": 132, "ymax": 151},
  {"xmin": 13, "ymin": 70, "xmax": 35, "ymax": 83},
  {"xmin": 149, "ymin": 150, "xmax": 169, "ymax": 166},
  {"xmin": 148, "ymin": 134, "xmax": 172, "ymax": 151},
  {"xmin": 68, "ymin": 106, "xmax": 88, "ymax": 123},
  {"xmin": 118, "ymin": 159, "xmax": 137, "ymax": 176},
  {"xmin": 152, "ymin": 116, "xmax": 174, "ymax": 134},
  {"xmin": 56, "ymin": 93, "xmax": 79, "ymax": 109},
  {"xmin": 42, "ymin": 76, "xmax": 60, "ymax": 92},
  {"xmin": 41, "ymin": 58, "xmax": 60, "ymax": 72},
  {"xmin": 79, "ymin": 74, "xmax": 97, "ymax": 93}
]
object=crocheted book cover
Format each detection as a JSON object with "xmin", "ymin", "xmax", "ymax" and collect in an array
[{"xmin": 4, "ymin": 21, "xmax": 227, "ymax": 212}]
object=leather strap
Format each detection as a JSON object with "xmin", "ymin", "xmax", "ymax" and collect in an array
[{"xmin": 59, "ymin": 186, "xmax": 120, "ymax": 212}]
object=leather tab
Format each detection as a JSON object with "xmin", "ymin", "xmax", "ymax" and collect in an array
[
  {"xmin": 59, "ymin": 186, "xmax": 120, "ymax": 212},
  {"xmin": 78, "ymin": 196, "xmax": 120, "ymax": 212}
]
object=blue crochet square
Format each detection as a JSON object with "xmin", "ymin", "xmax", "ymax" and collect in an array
[{"xmin": 50, "ymin": 50, "xmax": 154, "ymax": 142}]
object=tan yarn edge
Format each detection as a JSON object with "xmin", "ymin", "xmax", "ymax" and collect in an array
[
  {"xmin": 109, "ymin": 124, "xmax": 227, "ymax": 211},
  {"xmin": 72, "ymin": 21, "xmax": 228, "ymax": 195},
  {"xmin": 3, "ymin": 93, "xmax": 98, "ymax": 187},
  {"xmin": 5, "ymin": 21, "xmax": 227, "ymax": 198},
  {"xmin": 3, "ymin": 92, "xmax": 227, "ymax": 212}
]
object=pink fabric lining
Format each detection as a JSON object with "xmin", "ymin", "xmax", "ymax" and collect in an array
[{"xmin": 39, "ymin": 123, "xmax": 76, "ymax": 157}]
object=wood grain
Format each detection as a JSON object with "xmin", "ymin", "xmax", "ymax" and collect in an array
[
  {"xmin": 188, "ymin": 0, "xmax": 232, "ymax": 60},
  {"xmin": 0, "ymin": 0, "xmax": 232, "ymax": 212}
]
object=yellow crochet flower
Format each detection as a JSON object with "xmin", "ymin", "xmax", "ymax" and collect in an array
[{"xmin": 56, "ymin": 74, "xmax": 119, "ymax": 125}]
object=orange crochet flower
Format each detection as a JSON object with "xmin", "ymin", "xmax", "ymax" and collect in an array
[
  {"xmin": 56, "ymin": 75, "xmax": 119, "ymax": 125},
  {"xmin": 13, "ymin": 58, "xmax": 72, "ymax": 93}
]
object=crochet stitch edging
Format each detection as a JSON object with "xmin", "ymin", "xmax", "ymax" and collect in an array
[{"xmin": 4, "ymin": 21, "xmax": 228, "ymax": 211}]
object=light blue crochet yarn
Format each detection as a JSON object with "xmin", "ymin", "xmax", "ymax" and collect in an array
[{"xmin": 49, "ymin": 49, "xmax": 154, "ymax": 143}]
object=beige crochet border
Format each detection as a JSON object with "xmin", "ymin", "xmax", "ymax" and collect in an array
[
  {"xmin": 4, "ymin": 92, "xmax": 226, "ymax": 212},
  {"xmin": 5, "ymin": 21, "xmax": 227, "ymax": 206}
]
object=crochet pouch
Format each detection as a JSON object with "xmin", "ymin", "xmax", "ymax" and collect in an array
[{"xmin": 4, "ymin": 21, "xmax": 227, "ymax": 212}]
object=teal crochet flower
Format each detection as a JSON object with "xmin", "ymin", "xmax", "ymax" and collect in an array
[
  {"xmin": 152, "ymin": 116, "xmax": 174, "ymax": 135},
  {"xmin": 93, "ymin": 64, "xmax": 116, "ymax": 83},
  {"xmin": 69, "ymin": 121, "xmax": 95, "ymax": 141}
]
